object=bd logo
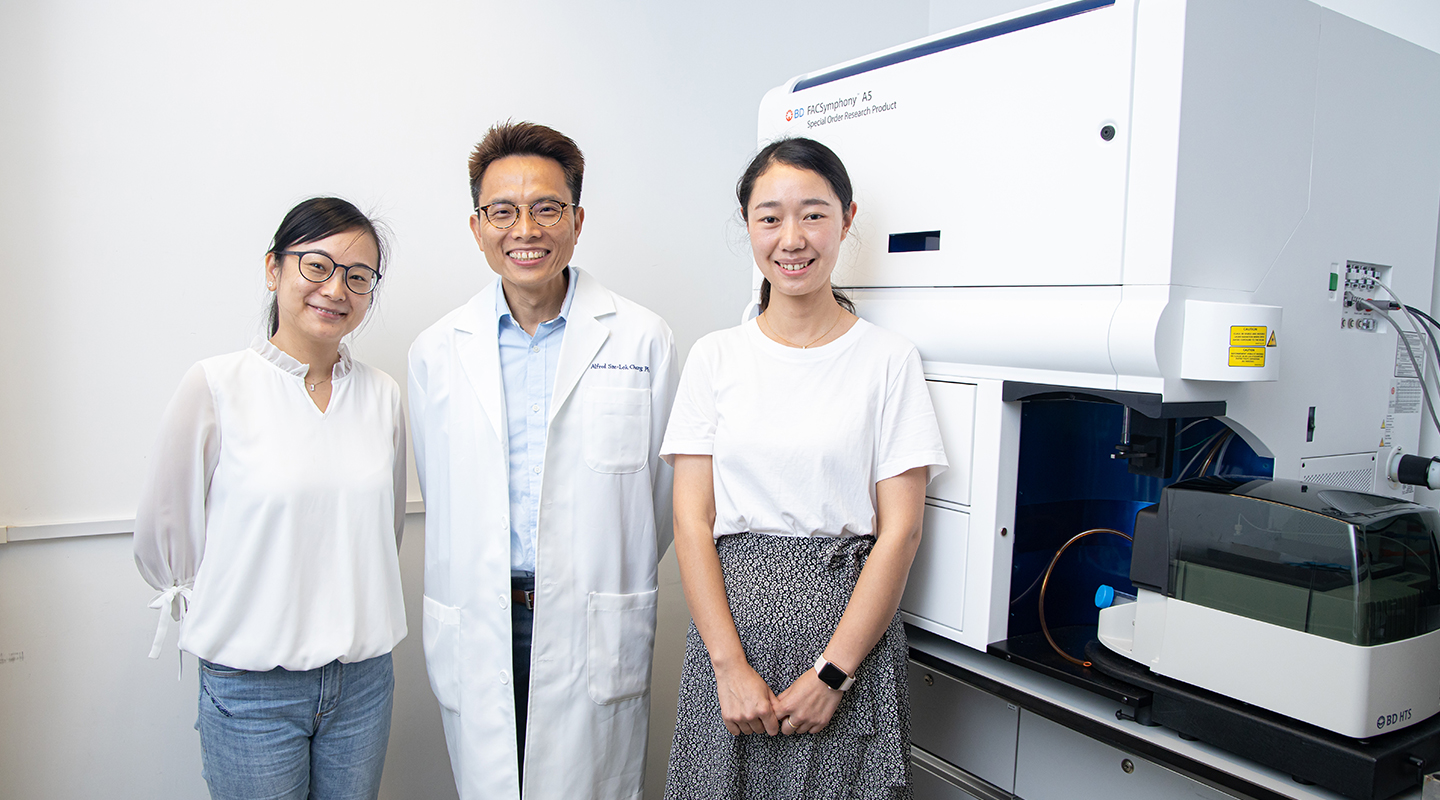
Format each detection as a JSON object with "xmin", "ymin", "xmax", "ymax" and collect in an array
[{"xmin": 785, "ymin": 107, "xmax": 804, "ymax": 122}]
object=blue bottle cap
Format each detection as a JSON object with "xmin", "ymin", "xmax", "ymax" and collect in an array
[{"xmin": 1095, "ymin": 584, "xmax": 1116, "ymax": 608}]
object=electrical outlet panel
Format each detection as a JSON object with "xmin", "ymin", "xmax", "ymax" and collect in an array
[{"xmin": 1338, "ymin": 260, "xmax": 1392, "ymax": 332}]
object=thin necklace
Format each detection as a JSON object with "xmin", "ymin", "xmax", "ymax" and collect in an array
[
  {"xmin": 761, "ymin": 308, "xmax": 842, "ymax": 349},
  {"xmin": 307, "ymin": 375, "xmax": 332, "ymax": 393}
]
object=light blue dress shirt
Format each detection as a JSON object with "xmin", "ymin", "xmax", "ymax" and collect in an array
[{"xmin": 497, "ymin": 268, "xmax": 577, "ymax": 576}]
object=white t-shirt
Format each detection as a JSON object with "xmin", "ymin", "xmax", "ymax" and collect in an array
[
  {"xmin": 662, "ymin": 317, "xmax": 947, "ymax": 540},
  {"xmin": 134, "ymin": 338, "xmax": 407, "ymax": 671}
]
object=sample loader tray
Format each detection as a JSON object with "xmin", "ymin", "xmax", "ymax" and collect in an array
[{"xmin": 1086, "ymin": 640, "xmax": 1440, "ymax": 800}]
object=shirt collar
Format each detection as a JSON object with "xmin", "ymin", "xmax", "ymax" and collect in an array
[
  {"xmin": 496, "ymin": 267, "xmax": 576, "ymax": 331},
  {"xmin": 250, "ymin": 335, "xmax": 353, "ymax": 381}
]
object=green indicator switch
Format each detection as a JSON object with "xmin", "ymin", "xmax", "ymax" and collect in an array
[{"xmin": 1329, "ymin": 272, "xmax": 1339, "ymax": 291}]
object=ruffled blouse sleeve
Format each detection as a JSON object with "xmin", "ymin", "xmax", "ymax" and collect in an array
[{"xmin": 133, "ymin": 363, "xmax": 220, "ymax": 656}]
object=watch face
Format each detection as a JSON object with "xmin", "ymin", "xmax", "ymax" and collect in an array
[{"xmin": 817, "ymin": 661, "xmax": 847, "ymax": 690}]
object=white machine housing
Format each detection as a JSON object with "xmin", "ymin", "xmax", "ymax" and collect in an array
[
  {"xmin": 756, "ymin": 0, "xmax": 1440, "ymax": 732},
  {"xmin": 1096, "ymin": 478, "xmax": 1440, "ymax": 738},
  {"xmin": 1100, "ymin": 588, "xmax": 1440, "ymax": 738}
]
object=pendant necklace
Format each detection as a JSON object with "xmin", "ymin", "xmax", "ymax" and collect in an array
[{"xmin": 761, "ymin": 308, "xmax": 842, "ymax": 349}]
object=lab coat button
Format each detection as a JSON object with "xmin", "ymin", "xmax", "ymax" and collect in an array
[
  {"xmin": 500, "ymin": 670, "xmax": 510, "ymax": 685},
  {"xmin": 498, "ymin": 593, "xmax": 508, "ymax": 608}
]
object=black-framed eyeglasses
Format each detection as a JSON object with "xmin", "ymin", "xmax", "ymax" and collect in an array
[
  {"xmin": 278, "ymin": 251, "xmax": 381, "ymax": 294},
  {"xmin": 476, "ymin": 200, "xmax": 573, "ymax": 229}
]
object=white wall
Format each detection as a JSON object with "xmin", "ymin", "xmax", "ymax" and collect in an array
[
  {"xmin": 0, "ymin": 0, "xmax": 927, "ymax": 530},
  {"xmin": 0, "ymin": 1, "xmax": 929, "ymax": 799},
  {"xmin": 3, "ymin": 1, "xmax": 1438, "ymax": 799},
  {"xmin": 0, "ymin": 515, "xmax": 454, "ymax": 800}
]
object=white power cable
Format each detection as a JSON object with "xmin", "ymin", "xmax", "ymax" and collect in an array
[
  {"xmin": 1353, "ymin": 296, "xmax": 1440, "ymax": 436},
  {"xmin": 1371, "ymin": 280, "xmax": 1440, "ymax": 392}
]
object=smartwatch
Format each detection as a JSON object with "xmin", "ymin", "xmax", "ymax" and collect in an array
[{"xmin": 813, "ymin": 655, "xmax": 855, "ymax": 691}]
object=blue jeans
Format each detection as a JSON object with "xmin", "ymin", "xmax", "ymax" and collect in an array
[{"xmin": 196, "ymin": 653, "xmax": 394, "ymax": 800}]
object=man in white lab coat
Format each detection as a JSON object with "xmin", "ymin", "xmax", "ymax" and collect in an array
[{"xmin": 408, "ymin": 121, "xmax": 677, "ymax": 800}]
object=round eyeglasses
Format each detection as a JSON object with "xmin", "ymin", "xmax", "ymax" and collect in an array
[
  {"xmin": 476, "ymin": 200, "xmax": 573, "ymax": 229},
  {"xmin": 278, "ymin": 251, "xmax": 381, "ymax": 294}
]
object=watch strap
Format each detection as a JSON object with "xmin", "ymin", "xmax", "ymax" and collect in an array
[{"xmin": 813, "ymin": 655, "xmax": 855, "ymax": 691}]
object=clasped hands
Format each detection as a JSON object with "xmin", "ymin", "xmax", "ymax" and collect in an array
[{"xmin": 715, "ymin": 662, "xmax": 843, "ymax": 737}]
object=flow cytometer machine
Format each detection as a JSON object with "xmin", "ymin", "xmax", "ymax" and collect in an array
[{"xmin": 756, "ymin": 1, "xmax": 1440, "ymax": 798}]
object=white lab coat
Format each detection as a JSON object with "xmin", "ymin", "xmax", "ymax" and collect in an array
[{"xmin": 408, "ymin": 268, "xmax": 677, "ymax": 800}]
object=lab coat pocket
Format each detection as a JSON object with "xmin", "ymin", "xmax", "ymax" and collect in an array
[
  {"xmin": 422, "ymin": 595, "xmax": 462, "ymax": 714},
  {"xmin": 586, "ymin": 589, "xmax": 658, "ymax": 704},
  {"xmin": 584, "ymin": 386, "xmax": 650, "ymax": 474}
]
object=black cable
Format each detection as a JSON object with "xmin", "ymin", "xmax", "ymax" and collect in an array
[
  {"xmin": 1407, "ymin": 305, "xmax": 1440, "ymax": 330},
  {"xmin": 1406, "ymin": 305, "xmax": 1440, "ymax": 361}
]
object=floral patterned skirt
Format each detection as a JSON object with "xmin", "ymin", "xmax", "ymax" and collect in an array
[{"xmin": 665, "ymin": 533, "xmax": 912, "ymax": 800}]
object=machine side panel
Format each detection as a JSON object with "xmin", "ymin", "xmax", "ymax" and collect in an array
[
  {"xmin": 1167, "ymin": 0, "xmax": 1319, "ymax": 294},
  {"xmin": 1162, "ymin": 9, "xmax": 1440, "ymax": 477}
]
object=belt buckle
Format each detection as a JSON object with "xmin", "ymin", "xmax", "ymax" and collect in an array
[{"xmin": 524, "ymin": 590, "xmax": 535, "ymax": 610}]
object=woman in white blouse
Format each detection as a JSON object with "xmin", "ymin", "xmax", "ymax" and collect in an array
[
  {"xmin": 662, "ymin": 139, "xmax": 947, "ymax": 799},
  {"xmin": 134, "ymin": 197, "xmax": 406, "ymax": 800}
]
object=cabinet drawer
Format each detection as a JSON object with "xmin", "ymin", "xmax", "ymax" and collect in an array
[
  {"xmin": 908, "ymin": 660, "xmax": 1019, "ymax": 792},
  {"xmin": 925, "ymin": 380, "xmax": 975, "ymax": 507},
  {"xmin": 1014, "ymin": 711, "xmax": 1238, "ymax": 800},
  {"xmin": 901, "ymin": 503, "xmax": 971, "ymax": 633}
]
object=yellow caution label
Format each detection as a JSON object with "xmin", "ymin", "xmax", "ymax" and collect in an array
[
  {"xmin": 1267, "ymin": 330, "xmax": 1278, "ymax": 347},
  {"xmin": 1229, "ymin": 347, "xmax": 1267, "ymax": 367},
  {"xmin": 1231, "ymin": 326, "xmax": 1269, "ymax": 347}
]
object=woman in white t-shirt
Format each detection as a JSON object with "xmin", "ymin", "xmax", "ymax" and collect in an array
[
  {"xmin": 134, "ymin": 197, "xmax": 406, "ymax": 800},
  {"xmin": 663, "ymin": 139, "xmax": 947, "ymax": 799}
]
